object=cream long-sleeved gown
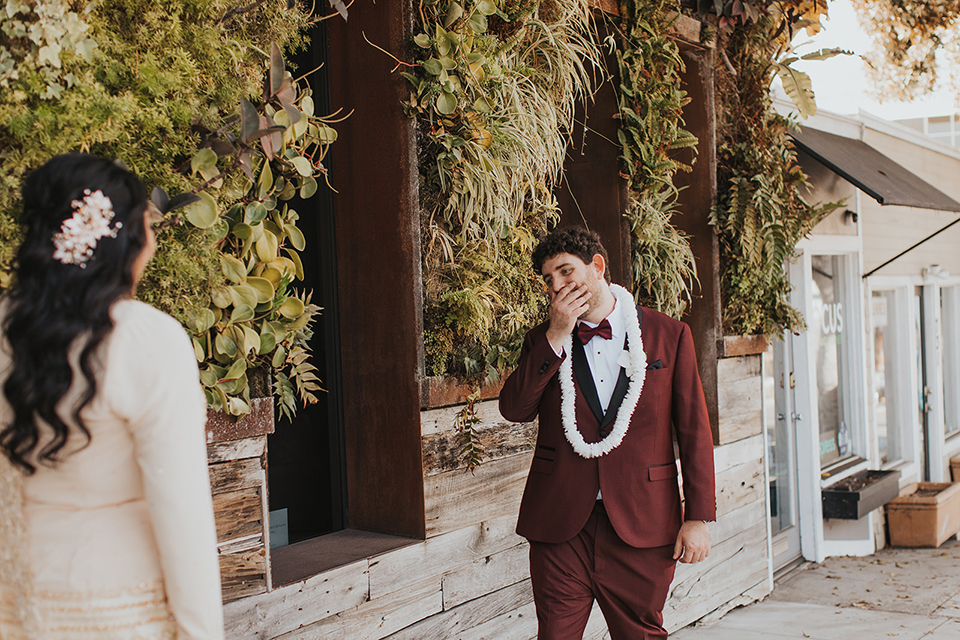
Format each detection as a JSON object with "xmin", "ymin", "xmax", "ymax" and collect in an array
[{"xmin": 0, "ymin": 300, "xmax": 224, "ymax": 639}]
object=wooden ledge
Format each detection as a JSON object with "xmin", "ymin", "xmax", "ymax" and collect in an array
[
  {"xmin": 205, "ymin": 396, "xmax": 275, "ymax": 445},
  {"xmin": 717, "ymin": 334, "xmax": 768, "ymax": 358},
  {"xmin": 271, "ymin": 529, "xmax": 417, "ymax": 588},
  {"xmin": 420, "ymin": 376, "xmax": 506, "ymax": 410}
]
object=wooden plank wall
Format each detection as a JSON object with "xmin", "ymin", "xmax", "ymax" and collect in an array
[
  {"xmin": 208, "ymin": 435, "xmax": 271, "ymax": 603},
  {"xmin": 221, "ymin": 355, "xmax": 770, "ymax": 638}
]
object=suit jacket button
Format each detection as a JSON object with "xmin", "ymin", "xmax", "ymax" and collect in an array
[
  {"xmin": 538, "ymin": 361, "xmax": 549, "ymax": 374},
  {"xmin": 599, "ymin": 429, "xmax": 607, "ymax": 438}
]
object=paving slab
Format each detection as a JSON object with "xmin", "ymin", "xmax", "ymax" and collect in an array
[
  {"xmin": 672, "ymin": 601, "xmax": 944, "ymax": 640},
  {"xmin": 672, "ymin": 540, "xmax": 960, "ymax": 640},
  {"xmin": 922, "ymin": 619, "xmax": 960, "ymax": 638},
  {"xmin": 769, "ymin": 540, "xmax": 960, "ymax": 616}
]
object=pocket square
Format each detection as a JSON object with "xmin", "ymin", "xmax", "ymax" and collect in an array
[{"xmin": 646, "ymin": 359, "xmax": 663, "ymax": 370}]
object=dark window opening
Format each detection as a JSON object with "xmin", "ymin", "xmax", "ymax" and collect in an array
[{"xmin": 266, "ymin": 19, "xmax": 348, "ymax": 547}]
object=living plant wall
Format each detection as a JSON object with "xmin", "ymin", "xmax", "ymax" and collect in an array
[
  {"xmin": 405, "ymin": 0, "xmax": 702, "ymax": 391},
  {"xmin": 0, "ymin": 0, "xmax": 339, "ymax": 418},
  {"xmin": 408, "ymin": 0, "xmax": 845, "ymax": 396}
]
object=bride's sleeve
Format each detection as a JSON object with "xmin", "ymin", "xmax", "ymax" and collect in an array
[{"xmin": 108, "ymin": 304, "xmax": 224, "ymax": 640}]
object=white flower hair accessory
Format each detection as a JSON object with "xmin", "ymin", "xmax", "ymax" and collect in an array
[{"xmin": 52, "ymin": 189, "xmax": 123, "ymax": 268}]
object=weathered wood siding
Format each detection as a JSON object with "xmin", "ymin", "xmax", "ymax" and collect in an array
[
  {"xmin": 208, "ymin": 435, "xmax": 271, "ymax": 603},
  {"xmin": 222, "ymin": 354, "xmax": 770, "ymax": 638}
]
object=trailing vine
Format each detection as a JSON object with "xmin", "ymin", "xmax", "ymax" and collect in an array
[
  {"xmin": 708, "ymin": 4, "xmax": 843, "ymax": 336},
  {"xmin": 610, "ymin": 1, "xmax": 698, "ymax": 319}
]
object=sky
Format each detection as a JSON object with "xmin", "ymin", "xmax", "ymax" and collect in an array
[{"xmin": 778, "ymin": 0, "xmax": 958, "ymax": 121}]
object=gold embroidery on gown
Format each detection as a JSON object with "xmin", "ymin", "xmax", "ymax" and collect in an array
[
  {"xmin": 27, "ymin": 582, "xmax": 176, "ymax": 639},
  {"xmin": 0, "ymin": 451, "xmax": 33, "ymax": 639}
]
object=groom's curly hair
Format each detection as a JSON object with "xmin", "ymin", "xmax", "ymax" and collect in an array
[{"xmin": 532, "ymin": 226, "xmax": 611, "ymax": 283}]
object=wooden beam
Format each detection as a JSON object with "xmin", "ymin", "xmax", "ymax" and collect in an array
[{"xmin": 327, "ymin": 0, "xmax": 426, "ymax": 538}]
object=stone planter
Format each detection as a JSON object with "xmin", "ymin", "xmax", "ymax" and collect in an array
[
  {"xmin": 886, "ymin": 482, "xmax": 960, "ymax": 548},
  {"xmin": 822, "ymin": 469, "xmax": 901, "ymax": 520},
  {"xmin": 205, "ymin": 397, "xmax": 275, "ymax": 602}
]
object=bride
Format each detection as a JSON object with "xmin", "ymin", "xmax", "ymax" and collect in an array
[{"xmin": 0, "ymin": 154, "xmax": 224, "ymax": 639}]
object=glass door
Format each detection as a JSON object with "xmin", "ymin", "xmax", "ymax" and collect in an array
[{"xmin": 765, "ymin": 337, "xmax": 802, "ymax": 570}]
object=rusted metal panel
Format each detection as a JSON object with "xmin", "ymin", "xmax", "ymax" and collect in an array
[{"xmin": 327, "ymin": 0, "xmax": 426, "ymax": 538}]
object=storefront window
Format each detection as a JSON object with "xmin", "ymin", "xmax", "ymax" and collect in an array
[
  {"xmin": 941, "ymin": 287, "xmax": 960, "ymax": 437},
  {"xmin": 811, "ymin": 255, "xmax": 851, "ymax": 468}
]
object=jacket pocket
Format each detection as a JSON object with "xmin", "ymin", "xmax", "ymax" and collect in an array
[
  {"xmin": 531, "ymin": 454, "xmax": 554, "ymax": 475},
  {"xmin": 648, "ymin": 462, "xmax": 678, "ymax": 482}
]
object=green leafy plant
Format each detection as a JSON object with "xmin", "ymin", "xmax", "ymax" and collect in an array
[
  {"xmin": 404, "ymin": 0, "xmax": 600, "ymax": 386},
  {"xmin": 610, "ymin": 1, "xmax": 698, "ymax": 318},
  {"xmin": 711, "ymin": 9, "xmax": 843, "ymax": 336},
  {"xmin": 0, "ymin": 0, "xmax": 335, "ymax": 419},
  {"xmin": 165, "ymin": 42, "xmax": 339, "ymax": 419}
]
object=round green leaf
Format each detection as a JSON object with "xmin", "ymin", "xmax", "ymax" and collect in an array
[
  {"xmin": 285, "ymin": 223, "xmax": 306, "ymax": 251},
  {"xmin": 262, "ymin": 267, "xmax": 284, "ymax": 286},
  {"xmin": 301, "ymin": 95, "xmax": 315, "ymax": 116},
  {"xmin": 246, "ymin": 276, "xmax": 276, "ymax": 303},
  {"xmin": 222, "ymin": 357, "xmax": 248, "ymax": 382},
  {"xmin": 191, "ymin": 148, "xmax": 218, "ymax": 174},
  {"xmin": 279, "ymin": 180, "xmax": 297, "ymax": 201},
  {"xmin": 414, "ymin": 33, "xmax": 431, "ymax": 48},
  {"xmin": 473, "ymin": 96, "xmax": 493, "ymax": 113},
  {"xmin": 211, "ymin": 286, "xmax": 232, "ymax": 309},
  {"xmin": 476, "ymin": 0, "xmax": 497, "ymax": 15},
  {"xmin": 278, "ymin": 296, "xmax": 305, "ymax": 319},
  {"xmin": 272, "ymin": 345, "xmax": 287, "ymax": 368},
  {"xmin": 300, "ymin": 176, "xmax": 318, "ymax": 199},
  {"xmin": 220, "ymin": 254, "xmax": 247, "ymax": 284},
  {"xmin": 242, "ymin": 325, "xmax": 261, "ymax": 354},
  {"xmin": 436, "ymin": 91, "xmax": 457, "ymax": 115},
  {"xmin": 215, "ymin": 331, "xmax": 239, "ymax": 358},
  {"xmin": 258, "ymin": 328, "xmax": 277, "ymax": 354},
  {"xmin": 283, "ymin": 248, "xmax": 305, "ymax": 280},
  {"xmin": 422, "ymin": 58, "xmax": 443, "ymax": 76},
  {"xmin": 192, "ymin": 338, "xmax": 204, "ymax": 362},
  {"xmin": 230, "ymin": 284, "xmax": 259, "ymax": 309},
  {"xmin": 232, "ymin": 222, "xmax": 254, "ymax": 240},
  {"xmin": 443, "ymin": 3, "xmax": 462, "ymax": 29},
  {"xmin": 184, "ymin": 191, "xmax": 219, "ymax": 229},
  {"xmin": 245, "ymin": 202, "xmax": 268, "ymax": 224},
  {"xmin": 212, "ymin": 218, "xmax": 230, "ymax": 242},
  {"xmin": 230, "ymin": 304, "xmax": 255, "ymax": 323},
  {"xmin": 291, "ymin": 156, "xmax": 313, "ymax": 177},
  {"xmin": 317, "ymin": 126, "xmax": 337, "ymax": 144},
  {"xmin": 194, "ymin": 308, "xmax": 216, "ymax": 333},
  {"xmin": 256, "ymin": 229, "xmax": 280, "ymax": 263}
]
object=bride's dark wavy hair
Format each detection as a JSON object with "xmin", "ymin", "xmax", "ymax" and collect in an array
[{"xmin": 0, "ymin": 153, "xmax": 149, "ymax": 473}]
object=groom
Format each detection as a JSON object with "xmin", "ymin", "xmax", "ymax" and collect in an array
[{"xmin": 499, "ymin": 227, "xmax": 716, "ymax": 639}]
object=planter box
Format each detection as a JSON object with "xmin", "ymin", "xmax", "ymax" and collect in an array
[
  {"xmin": 822, "ymin": 469, "xmax": 901, "ymax": 520},
  {"xmin": 886, "ymin": 482, "xmax": 960, "ymax": 548}
]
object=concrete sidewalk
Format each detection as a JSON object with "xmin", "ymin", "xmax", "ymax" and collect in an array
[{"xmin": 672, "ymin": 539, "xmax": 960, "ymax": 640}]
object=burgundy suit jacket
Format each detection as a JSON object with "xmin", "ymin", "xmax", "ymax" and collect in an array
[{"xmin": 499, "ymin": 306, "xmax": 716, "ymax": 548}]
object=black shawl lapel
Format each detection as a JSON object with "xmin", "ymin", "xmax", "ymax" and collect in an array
[{"xmin": 572, "ymin": 336, "xmax": 603, "ymax": 422}]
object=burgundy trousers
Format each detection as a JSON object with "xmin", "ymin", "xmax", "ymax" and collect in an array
[{"xmin": 528, "ymin": 501, "xmax": 677, "ymax": 640}]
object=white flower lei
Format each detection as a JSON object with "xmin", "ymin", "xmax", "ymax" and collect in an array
[{"xmin": 560, "ymin": 283, "xmax": 646, "ymax": 458}]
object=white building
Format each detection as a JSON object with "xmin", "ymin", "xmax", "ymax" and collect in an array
[{"xmin": 767, "ymin": 101, "xmax": 960, "ymax": 572}]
